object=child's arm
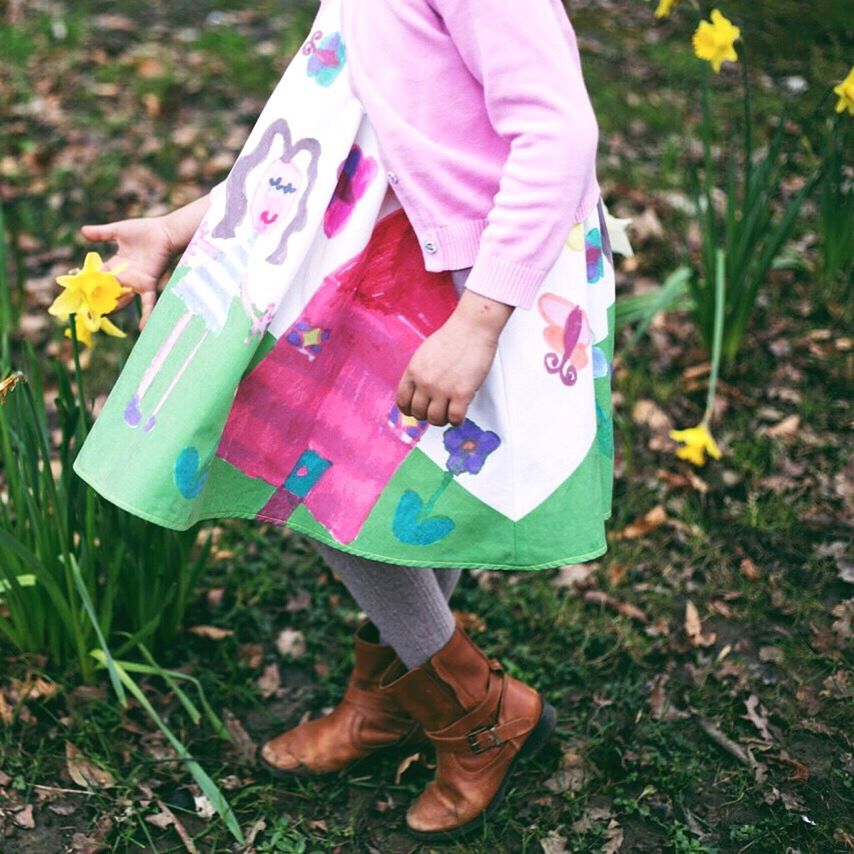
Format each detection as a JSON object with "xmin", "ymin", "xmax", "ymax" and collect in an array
[
  {"xmin": 396, "ymin": 290, "xmax": 513, "ymax": 428},
  {"xmin": 425, "ymin": 0, "xmax": 599, "ymax": 311},
  {"xmin": 398, "ymin": 0, "xmax": 598, "ymax": 426},
  {"xmin": 81, "ymin": 193, "xmax": 212, "ymax": 330}
]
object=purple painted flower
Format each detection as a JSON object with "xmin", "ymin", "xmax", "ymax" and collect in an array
[{"xmin": 443, "ymin": 418, "xmax": 501, "ymax": 475}]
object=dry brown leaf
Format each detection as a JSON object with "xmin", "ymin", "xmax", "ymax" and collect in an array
[
  {"xmin": 552, "ymin": 563, "xmax": 597, "ymax": 589},
  {"xmin": 687, "ymin": 470, "xmax": 710, "ymax": 494},
  {"xmin": 257, "ymin": 663, "xmax": 281, "ymax": 699},
  {"xmin": 275, "ymin": 628, "xmax": 306, "ymax": 659},
  {"xmin": 453, "ymin": 610, "xmax": 486, "ymax": 633},
  {"xmin": 242, "ymin": 818, "xmax": 267, "ymax": 849},
  {"xmin": 65, "ymin": 742, "xmax": 115, "ymax": 789},
  {"xmin": 616, "ymin": 504, "xmax": 668, "ymax": 539},
  {"xmin": 48, "ymin": 802, "xmax": 77, "ymax": 816},
  {"xmin": 286, "ymin": 590, "xmax": 311, "ymax": 612},
  {"xmin": 70, "ymin": 831, "xmax": 108, "ymax": 853},
  {"xmin": 572, "ymin": 804, "xmax": 614, "ymax": 834},
  {"xmin": 768, "ymin": 753, "xmax": 810, "ymax": 783},
  {"xmin": 0, "ymin": 691, "xmax": 13, "ymax": 725},
  {"xmin": 189, "ymin": 625, "xmax": 234, "ymax": 640},
  {"xmin": 12, "ymin": 804, "xmax": 35, "ymax": 829},
  {"xmin": 831, "ymin": 599, "xmax": 854, "ymax": 642},
  {"xmin": 224, "ymin": 711, "xmax": 257, "ymax": 765},
  {"xmin": 238, "ymin": 643, "xmax": 263, "ymax": 669},
  {"xmin": 743, "ymin": 694, "xmax": 773, "ymax": 741},
  {"xmin": 615, "ymin": 601, "xmax": 648, "ymax": 623},
  {"xmin": 374, "ymin": 794, "xmax": 396, "ymax": 813},
  {"xmin": 545, "ymin": 748, "xmax": 586, "ymax": 794},
  {"xmin": 763, "ymin": 414, "xmax": 801, "ymax": 438},
  {"xmin": 394, "ymin": 751, "xmax": 423, "ymax": 784},
  {"xmin": 602, "ymin": 817, "xmax": 625, "ymax": 854},
  {"xmin": 540, "ymin": 830, "xmax": 569, "ymax": 854},
  {"xmin": 193, "ymin": 794, "xmax": 216, "ymax": 819},
  {"xmin": 206, "ymin": 587, "xmax": 225, "ymax": 608},
  {"xmin": 740, "ymin": 557, "xmax": 760, "ymax": 580},
  {"xmin": 136, "ymin": 56, "xmax": 167, "ymax": 80},
  {"xmin": 629, "ymin": 206, "xmax": 664, "ymax": 242},
  {"xmin": 684, "ymin": 600, "xmax": 717, "ymax": 647},
  {"xmin": 758, "ymin": 645, "xmax": 784, "ymax": 664},
  {"xmin": 145, "ymin": 808, "xmax": 173, "ymax": 830},
  {"xmin": 631, "ymin": 399, "xmax": 672, "ymax": 431}
]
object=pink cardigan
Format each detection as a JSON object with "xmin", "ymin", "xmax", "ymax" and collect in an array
[{"xmin": 341, "ymin": 0, "xmax": 601, "ymax": 309}]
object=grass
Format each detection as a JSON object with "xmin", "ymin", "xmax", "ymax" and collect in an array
[{"xmin": 1, "ymin": 0, "xmax": 852, "ymax": 851}]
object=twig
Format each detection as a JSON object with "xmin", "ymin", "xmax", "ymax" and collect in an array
[{"xmin": 696, "ymin": 714, "xmax": 767, "ymax": 783}]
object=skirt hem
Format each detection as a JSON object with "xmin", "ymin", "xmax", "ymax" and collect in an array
[{"xmin": 73, "ymin": 464, "xmax": 610, "ymax": 571}]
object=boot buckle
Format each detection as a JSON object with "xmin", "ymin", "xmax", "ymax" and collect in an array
[{"xmin": 467, "ymin": 724, "xmax": 501, "ymax": 754}]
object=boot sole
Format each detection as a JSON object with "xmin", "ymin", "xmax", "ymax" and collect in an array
[
  {"xmin": 406, "ymin": 700, "xmax": 558, "ymax": 842},
  {"xmin": 259, "ymin": 733, "xmax": 429, "ymax": 781}
]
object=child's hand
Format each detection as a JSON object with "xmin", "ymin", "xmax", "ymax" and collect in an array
[
  {"xmin": 396, "ymin": 290, "xmax": 514, "ymax": 427},
  {"xmin": 81, "ymin": 217, "xmax": 177, "ymax": 330}
]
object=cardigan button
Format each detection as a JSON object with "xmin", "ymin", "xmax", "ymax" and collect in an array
[
  {"xmin": 423, "ymin": 240, "xmax": 438, "ymax": 254},
  {"xmin": 386, "ymin": 171, "xmax": 398, "ymax": 185}
]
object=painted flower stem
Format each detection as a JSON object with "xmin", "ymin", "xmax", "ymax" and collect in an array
[{"xmin": 422, "ymin": 470, "xmax": 455, "ymax": 517}]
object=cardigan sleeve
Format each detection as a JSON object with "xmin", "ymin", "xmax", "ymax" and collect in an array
[{"xmin": 428, "ymin": 0, "xmax": 600, "ymax": 309}]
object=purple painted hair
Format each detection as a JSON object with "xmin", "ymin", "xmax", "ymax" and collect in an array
[{"xmin": 212, "ymin": 118, "xmax": 321, "ymax": 265}]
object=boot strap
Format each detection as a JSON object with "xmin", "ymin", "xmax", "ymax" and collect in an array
[
  {"xmin": 431, "ymin": 717, "xmax": 537, "ymax": 754},
  {"xmin": 427, "ymin": 662, "xmax": 534, "ymax": 754}
]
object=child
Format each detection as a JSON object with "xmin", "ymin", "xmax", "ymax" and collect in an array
[{"xmin": 75, "ymin": 0, "xmax": 616, "ymax": 840}]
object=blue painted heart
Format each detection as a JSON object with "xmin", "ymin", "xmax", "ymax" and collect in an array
[{"xmin": 392, "ymin": 490, "xmax": 455, "ymax": 546}]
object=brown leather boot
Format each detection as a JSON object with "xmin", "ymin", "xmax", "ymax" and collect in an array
[
  {"xmin": 259, "ymin": 622, "xmax": 426, "ymax": 777},
  {"xmin": 378, "ymin": 623, "xmax": 556, "ymax": 840}
]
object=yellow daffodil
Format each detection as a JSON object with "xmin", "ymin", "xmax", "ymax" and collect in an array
[
  {"xmin": 49, "ymin": 252, "xmax": 131, "ymax": 321},
  {"xmin": 669, "ymin": 422, "xmax": 723, "ymax": 467},
  {"xmin": 64, "ymin": 309, "xmax": 127, "ymax": 349},
  {"xmin": 833, "ymin": 66, "xmax": 854, "ymax": 115},
  {"xmin": 692, "ymin": 9, "xmax": 740, "ymax": 73},
  {"xmin": 655, "ymin": 0, "xmax": 680, "ymax": 18}
]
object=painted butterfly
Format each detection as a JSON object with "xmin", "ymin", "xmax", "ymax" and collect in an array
[{"xmin": 537, "ymin": 293, "xmax": 592, "ymax": 386}]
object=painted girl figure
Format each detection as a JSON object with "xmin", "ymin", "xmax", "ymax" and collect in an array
[
  {"xmin": 112, "ymin": 120, "xmax": 320, "ymax": 433},
  {"xmin": 76, "ymin": 0, "xmax": 618, "ymax": 841}
]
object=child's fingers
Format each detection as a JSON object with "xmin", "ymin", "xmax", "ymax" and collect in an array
[
  {"xmin": 80, "ymin": 223, "xmax": 118, "ymax": 243},
  {"xmin": 112, "ymin": 291, "xmax": 136, "ymax": 313},
  {"xmin": 447, "ymin": 398, "xmax": 468, "ymax": 427},
  {"xmin": 396, "ymin": 375, "xmax": 416, "ymax": 415},
  {"xmin": 426, "ymin": 396, "xmax": 450, "ymax": 427},
  {"xmin": 108, "ymin": 265, "xmax": 146, "ymax": 292},
  {"xmin": 138, "ymin": 292, "xmax": 157, "ymax": 330},
  {"xmin": 410, "ymin": 388, "xmax": 431, "ymax": 422}
]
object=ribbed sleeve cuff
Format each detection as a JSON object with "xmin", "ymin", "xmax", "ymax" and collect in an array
[{"xmin": 461, "ymin": 252, "xmax": 549, "ymax": 310}]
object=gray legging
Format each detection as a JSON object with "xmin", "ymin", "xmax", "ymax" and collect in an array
[{"xmin": 307, "ymin": 538, "xmax": 460, "ymax": 669}]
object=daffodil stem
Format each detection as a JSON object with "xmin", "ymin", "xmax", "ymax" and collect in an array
[
  {"xmin": 68, "ymin": 314, "xmax": 90, "ymax": 442},
  {"xmin": 700, "ymin": 62, "xmax": 718, "ymax": 335},
  {"xmin": 703, "ymin": 248, "xmax": 726, "ymax": 426},
  {"xmin": 739, "ymin": 40, "xmax": 752, "ymax": 189}
]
